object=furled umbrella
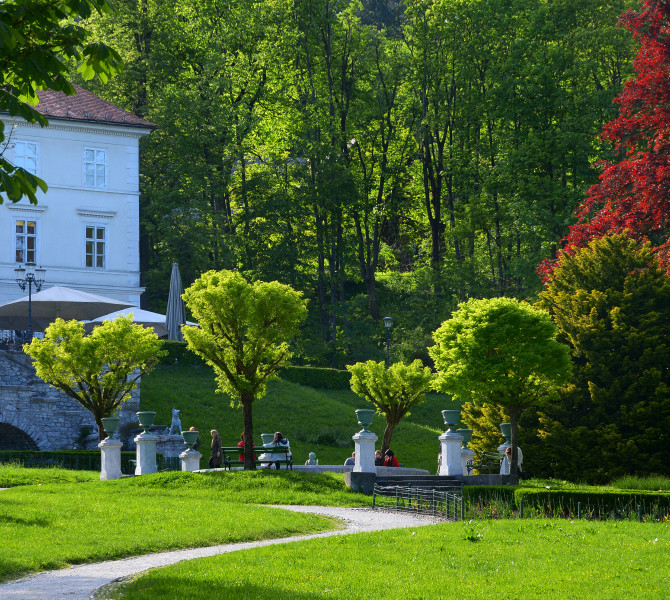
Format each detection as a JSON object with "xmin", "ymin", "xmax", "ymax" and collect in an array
[
  {"xmin": 165, "ymin": 263, "xmax": 187, "ymax": 341},
  {"xmin": 0, "ymin": 286, "xmax": 134, "ymax": 331}
]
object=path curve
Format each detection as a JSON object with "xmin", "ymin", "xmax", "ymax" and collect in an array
[{"xmin": 0, "ymin": 506, "xmax": 442, "ymax": 600}]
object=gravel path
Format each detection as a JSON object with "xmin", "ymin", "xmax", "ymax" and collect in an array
[{"xmin": 0, "ymin": 506, "xmax": 442, "ymax": 600}]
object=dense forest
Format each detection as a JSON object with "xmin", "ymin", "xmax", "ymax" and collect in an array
[{"xmin": 74, "ymin": 0, "xmax": 638, "ymax": 367}]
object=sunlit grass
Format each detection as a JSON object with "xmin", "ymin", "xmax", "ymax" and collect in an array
[
  {"xmin": 0, "ymin": 469, "xmax": 358, "ymax": 582},
  {"xmin": 107, "ymin": 518, "xmax": 670, "ymax": 600},
  {"xmin": 611, "ymin": 474, "xmax": 670, "ymax": 491}
]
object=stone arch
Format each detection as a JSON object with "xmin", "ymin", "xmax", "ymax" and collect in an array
[{"xmin": 0, "ymin": 422, "xmax": 38, "ymax": 450}]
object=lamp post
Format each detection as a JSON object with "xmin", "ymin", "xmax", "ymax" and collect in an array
[
  {"xmin": 14, "ymin": 262, "xmax": 46, "ymax": 340},
  {"xmin": 383, "ymin": 315, "xmax": 392, "ymax": 368}
]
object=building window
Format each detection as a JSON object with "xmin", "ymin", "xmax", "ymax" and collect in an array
[
  {"xmin": 15, "ymin": 220, "xmax": 37, "ymax": 263},
  {"xmin": 13, "ymin": 141, "xmax": 38, "ymax": 175},
  {"xmin": 85, "ymin": 225, "xmax": 106, "ymax": 268},
  {"xmin": 83, "ymin": 148, "xmax": 107, "ymax": 188}
]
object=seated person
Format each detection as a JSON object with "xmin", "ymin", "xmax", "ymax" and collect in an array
[
  {"xmin": 344, "ymin": 452, "xmax": 355, "ymax": 466},
  {"xmin": 305, "ymin": 452, "xmax": 318, "ymax": 465},
  {"xmin": 374, "ymin": 450, "xmax": 384, "ymax": 466},
  {"xmin": 237, "ymin": 432, "xmax": 257, "ymax": 462},
  {"xmin": 383, "ymin": 449, "xmax": 399, "ymax": 467},
  {"xmin": 263, "ymin": 431, "xmax": 292, "ymax": 469}
]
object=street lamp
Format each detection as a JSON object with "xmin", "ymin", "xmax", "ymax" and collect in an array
[
  {"xmin": 14, "ymin": 262, "xmax": 46, "ymax": 340},
  {"xmin": 383, "ymin": 315, "xmax": 392, "ymax": 368}
]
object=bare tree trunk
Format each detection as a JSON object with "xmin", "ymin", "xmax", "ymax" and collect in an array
[{"xmin": 242, "ymin": 394, "xmax": 256, "ymax": 470}]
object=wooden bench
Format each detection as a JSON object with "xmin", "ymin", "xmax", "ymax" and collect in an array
[
  {"xmin": 220, "ymin": 446, "xmax": 293, "ymax": 470},
  {"xmin": 466, "ymin": 451, "xmax": 505, "ymax": 475}
]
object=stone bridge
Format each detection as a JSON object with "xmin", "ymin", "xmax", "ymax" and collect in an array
[{"xmin": 0, "ymin": 350, "xmax": 139, "ymax": 451}]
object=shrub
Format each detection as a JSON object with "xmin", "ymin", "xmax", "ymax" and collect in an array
[{"xmin": 279, "ymin": 366, "xmax": 352, "ymax": 389}]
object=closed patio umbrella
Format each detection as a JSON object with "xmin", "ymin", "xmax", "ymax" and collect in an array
[
  {"xmin": 165, "ymin": 263, "xmax": 186, "ymax": 341},
  {"xmin": 0, "ymin": 286, "xmax": 134, "ymax": 331}
]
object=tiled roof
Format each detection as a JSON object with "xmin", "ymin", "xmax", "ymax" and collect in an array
[{"xmin": 34, "ymin": 84, "xmax": 156, "ymax": 129}]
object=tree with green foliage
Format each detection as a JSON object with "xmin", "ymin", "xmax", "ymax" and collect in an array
[
  {"xmin": 430, "ymin": 297, "xmax": 571, "ymax": 475},
  {"xmin": 182, "ymin": 270, "xmax": 308, "ymax": 469},
  {"xmin": 347, "ymin": 359, "xmax": 433, "ymax": 454},
  {"xmin": 24, "ymin": 316, "xmax": 164, "ymax": 442},
  {"xmin": 0, "ymin": 0, "xmax": 122, "ymax": 204},
  {"xmin": 536, "ymin": 234, "xmax": 670, "ymax": 483}
]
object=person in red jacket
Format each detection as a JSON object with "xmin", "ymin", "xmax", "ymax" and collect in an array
[
  {"xmin": 384, "ymin": 449, "xmax": 399, "ymax": 467},
  {"xmin": 237, "ymin": 432, "xmax": 257, "ymax": 462}
]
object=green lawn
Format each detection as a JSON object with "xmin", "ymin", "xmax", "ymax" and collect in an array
[
  {"xmin": 107, "ymin": 518, "xmax": 670, "ymax": 600},
  {"xmin": 0, "ymin": 468, "xmax": 368, "ymax": 582},
  {"xmin": 141, "ymin": 364, "xmax": 458, "ymax": 472}
]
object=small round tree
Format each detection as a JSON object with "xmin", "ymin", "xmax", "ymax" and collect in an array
[
  {"xmin": 24, "ymin": 316, "xmax": 165, "ymax": 442},
  {"xmin": 347, "ymin": 359, "xmax": 434, "ymax": 454},
  {"xmin": 181, "ymin": 270, "xmax": 308, "ymax": 469},
  {"xmin": 430, "ymin": 297, "xmax": 571, "ymax": 475}
]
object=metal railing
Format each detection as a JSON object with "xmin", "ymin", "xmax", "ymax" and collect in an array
[{"xmin": 372, "ymin": 484, "xmax": 464, "ymax": 521}]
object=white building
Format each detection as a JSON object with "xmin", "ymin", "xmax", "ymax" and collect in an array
[{"xmin": 0, "ymin": 84, "xmax": 155, "ymax": 308}]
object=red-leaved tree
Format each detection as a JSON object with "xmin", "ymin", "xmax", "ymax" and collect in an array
[{"xmin": 539, "ymin": 0, "xmax": 670, "ymax": 279}]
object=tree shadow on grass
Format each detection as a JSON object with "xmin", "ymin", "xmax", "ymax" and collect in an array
[
  {"xmin": 117, "ymin": 576, "xmax": 342, "ymax": 600},
  {"xmin": 0, "ymin": 513, "xmax": 50, "ymax": 527}
]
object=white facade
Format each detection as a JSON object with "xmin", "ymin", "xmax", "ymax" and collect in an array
[{"xmin": 0, "ymin": 99, "xmax": 153, "ymax": 308}]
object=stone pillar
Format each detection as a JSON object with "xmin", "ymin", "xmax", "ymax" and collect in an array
[
  {"xmin": 353, "ymin": 430, "xmax": 378, "ymax": 473},
  {"xmin": 179, "ymin": 448, "xmax": 202, "ymax": 472},
  {"xmin": 439, "ymin": 431, "xmax": 464, "ymax": 476},
  {"xmin": 99, "ymin": 437, "xmax": 123, "ymax": 480},
  {"xmin": 460, "ymin": 446, "xmax": 476, "ymax": 476},
  {"xmin": 135, "ymin": 431, "xmax": 158, "ymax": 475}
]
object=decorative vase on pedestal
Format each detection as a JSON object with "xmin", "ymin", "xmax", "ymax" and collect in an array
[
  {"xmin": 101, "ymin": 416, "xmax": 120, "ymax": 440},
  {"xmin": 182, "ymin": 430, "xmax": 199, "ymax": 450},
  {"xmin": 441, "ymin": 409, "xmax": 461, "ymax": 433},
  {"xmin": 355, "ymin": 409, "xmax": 375, "ymax": 432},
  {"xmin": 456, "ymin": 428, "xmax": 473, "ymax": 447},
  {"xmin": 137, "ymin": 411, "xmax": 157, "ymax": 434},
  {"xmin": 261, "ymin": 433, "xmax": 275, "ymax": 445},
  {"xmin": 500, "ymin": 422, "xmax": 511, "ymax": 444}
]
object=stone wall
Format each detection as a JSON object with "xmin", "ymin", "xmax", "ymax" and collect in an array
[{"xmin": 0, "ymin": 350, "xmax": 140, "ymax": 451}]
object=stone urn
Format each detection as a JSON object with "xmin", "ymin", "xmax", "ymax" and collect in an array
[
  {"xmin": 136, "ymin": 411, "xmax": 157, "ymax": 434},
  {"xmin": 441, "ymin": 409, "xmax": 461, "ymax": 432},
  {"xmin": 182, "ymin": 430, "xmax": 199, "ymax": 450},
  {"xmin": 456, "ymin": 428, "xmax": 473, "ymax": 447},
  {"xmin": 355, "ymin": 409, "xmax": 375, "ymax": 432},
  {"xmin": 500, "ymin": 422, "xmax": 511, "ymax": 443},
  {"xmin": 101, "ymin": 416, "xmax": 120, "ymax": 440}
]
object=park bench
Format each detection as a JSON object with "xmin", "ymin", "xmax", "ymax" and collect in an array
[
  {"xmin": 466, "ymin": 450, "xmax": 505, "ymax": 475},
  {"xmin": 220, "ymin": 446, "xmax": 293, "ymax": 470}
]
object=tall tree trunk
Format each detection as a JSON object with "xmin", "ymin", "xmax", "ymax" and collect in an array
[{"xmin": 242, "ymin": 393, "xmax": 256, "ymax": 470}]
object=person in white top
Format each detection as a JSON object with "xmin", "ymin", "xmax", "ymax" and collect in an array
[{"xmin": 500, "ymin": 445, "xmax": 523, "ymax": 475}]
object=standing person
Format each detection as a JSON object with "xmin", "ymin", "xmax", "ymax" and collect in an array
[
  {"xmin": 210, "ymin": 429, "xmax": 222, "ymax": 468},
  {"xmin": 383, "ymin": 449, "xmax": 399, "ymax": 467},
  {"xmin": 237, "ymin": 432, "xmax": 256, "ymax": 462},
  {"xmin": 264, "ymin": 431, "xmax": 291, "ymax": 469},
  {"xmin": 374, "ymin": 450, "xmax": 384, "ymax": 466},
  {"xmin": 344, "ymin": 452, "xmax": 355, "ymax": 466},
  {"xmin": 500, "ymin": 445, "xmax": 523, "ymax": 476}
]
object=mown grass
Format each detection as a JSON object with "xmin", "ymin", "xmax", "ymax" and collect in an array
[
  {"xmin": 0, "ymin": 468, "xmax": 368, "ymax": 582},
  {"xmin": 141, "ymin": 364, "xmax": 458, "ymax": 472},
  {"xmin": 106, "ymin": 518, "xmax": 670, "ymax": 600},
  {"xmin": 611, "ymin": 474, "xmax": 670, "ymax": 491},
  {"xmin": 0, "ymin": 464, "xmax": 99, "ymax": 487}
]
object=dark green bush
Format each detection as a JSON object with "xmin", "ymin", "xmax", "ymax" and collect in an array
[{"xmin": 279, "ymin": 366, "xmax": 351, "ymax": 389}]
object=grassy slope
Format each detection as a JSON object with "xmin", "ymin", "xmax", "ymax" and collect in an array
[
  {"xmin": 140, "ymin": 364, "xmax": 459, "ymax": 472},
  {"xmin": 0, "ymin": 469, "xmax": 369, "ymax": 582}
]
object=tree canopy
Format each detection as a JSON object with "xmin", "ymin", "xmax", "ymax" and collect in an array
[
  {"xmin": 347, "ymin": 359, "xmax": 434, "ymax": 453},
  {"xmin": 181, "ymin": 270, "xmax": 308, "ymax": 469},
  {"xmin": 430, "ymin": 297, "xmax": 572, "ymax": 473},
  {"xmin": 0, "ymin": 0, "xmax": 122, "ymax": 204},
  {"xmin": 535, "ymin": 234, "xmax": 670, "ymax": 483},
  {"xmin": 24, "ymin": 316, "xmax": 164, "ymax": 442}
]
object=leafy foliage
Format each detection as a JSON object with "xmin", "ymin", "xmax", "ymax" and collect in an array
[
  {"xmin": 23, "ymin": 316, "xmax": 164, "ymax": 441},
  {"xmin": 182, "ymin": 270, "xmax": 308, "ymax": 468},
  {"xmin": 347, "ymin": 359, "xmax": 433, "ymax": 453},
  {"xmin": 431, "ymin": 297, "xmax": 572, "ymax": 472},
  {"xmin": 534, "ymin": 234, "xmax": 670, "ymax": 483},
  {"xmin": 541, "ymin": 0, "xmax": 670, "ymax": 277},
  {"xmin": 0, "ymin": 0, "xmax": 122, "ymax": 204}
]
